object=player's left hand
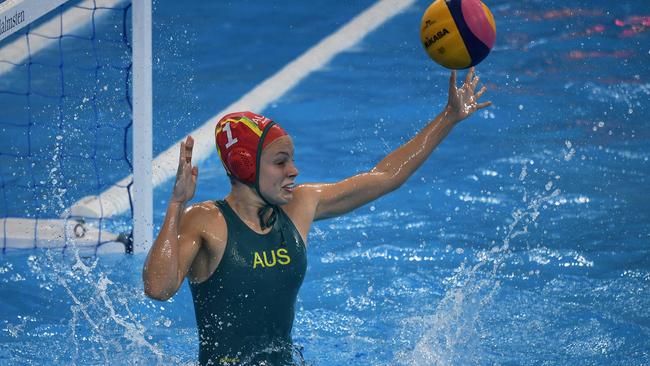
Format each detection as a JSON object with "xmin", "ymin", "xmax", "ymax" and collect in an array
[{"xmin": 446, "ymin": 67, "xmax": 491, "ymax": 123}]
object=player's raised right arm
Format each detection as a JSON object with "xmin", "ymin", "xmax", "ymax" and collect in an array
[{"xmin": 143, "ymin": 136, "xmax": 200, "ymax": 301}]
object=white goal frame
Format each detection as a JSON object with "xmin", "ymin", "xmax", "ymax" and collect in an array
[{"xmin": 0, "ymin": 0, "xmax": 152, "ymax": 253}]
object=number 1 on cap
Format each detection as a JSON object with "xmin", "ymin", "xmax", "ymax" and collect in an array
[{"xmin": 224, "ymin": 122, "xmax": 238, "ymax": 148}]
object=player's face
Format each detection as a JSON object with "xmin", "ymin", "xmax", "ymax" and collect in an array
[{"xmin": 259, "ymin": 136, "xmax": 298, "ymax": 205}]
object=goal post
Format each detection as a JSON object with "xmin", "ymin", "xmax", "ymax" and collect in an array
[
  {"xmin": 0, "ymin": 0, "xmax": 152, "ymax": 254},
  {"xmin": 131, "ymin": 0, "xmax": 153, "ymax": 253}
]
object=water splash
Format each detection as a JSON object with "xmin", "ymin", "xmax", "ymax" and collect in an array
[
  {"xmin": 24, "ymin": 249, "xmax": 171, "ymax": 365},
  {"xmin": 395, "ymin": 159, "xmax": 566, "ymax": 365}
]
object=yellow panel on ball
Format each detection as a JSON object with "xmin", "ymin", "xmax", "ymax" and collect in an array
[{"xmin": 420, "ymin": 0, "xmax": 471, "ymax": 69}]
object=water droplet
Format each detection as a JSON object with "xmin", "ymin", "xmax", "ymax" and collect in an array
[{"xmin": 545, "ymin": 181, "xmax": 553, "ymax": 191}]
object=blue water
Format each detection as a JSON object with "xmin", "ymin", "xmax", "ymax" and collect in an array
[{"xmin": 2, "ymin": 0, "xmax": 649, "ymax": 364}]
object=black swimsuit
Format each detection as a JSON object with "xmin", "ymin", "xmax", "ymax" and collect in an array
[{"xmin": 189, "ymin": 200, "xmax": 307, "ymax": 365}]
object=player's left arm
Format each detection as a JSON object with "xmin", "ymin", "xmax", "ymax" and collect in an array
[{"xmin": 304, "ymin": 68, "xmax": 491, "ymax": 221}]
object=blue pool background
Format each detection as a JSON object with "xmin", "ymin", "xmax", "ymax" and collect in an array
[{"xmin": 1, "ymin": 0, "xmax": 649, "ymax": 364}]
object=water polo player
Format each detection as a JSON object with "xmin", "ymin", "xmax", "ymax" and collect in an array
[{"xmin": 142, "ymin": 68, "xmax": 491, "ymax": 365}]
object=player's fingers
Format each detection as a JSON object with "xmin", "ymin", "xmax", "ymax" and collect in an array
[
  {"xmin": 185, "ymin": 136, "xmax": 193, "ymax": 163},
  {"xmin": 471, "ymin": 76, "xmax": 480, "ymax": 91},
  {"xmin": 449, "ymin": 70, "xmax": 457, "ymax": 91},
  {"xmin": 477, "ymin": 101, "xmax": 492, "ymax": 110},
  {"xmin": 192, "ymin": 167, "xmax": 199, "ymax": 185},
  {"xmin": 476, "ymin": 85, "xmax": 487, "ymax": 99},
  {"xmin": 179, "ymin": 141, "xmax": 186, "ymax": 163},
  {"xmin": 465, "ymin": 67, "xmax": 475, "ymax": 85}
]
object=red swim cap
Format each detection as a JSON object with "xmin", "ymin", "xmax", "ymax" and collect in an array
[{"xmin": 215, "ymin": 111, "xmax": 288, "ymax": 184}]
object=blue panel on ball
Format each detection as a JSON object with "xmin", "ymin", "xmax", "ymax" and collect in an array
[{"xmin": 445, "ymin": 0, "xmax": 491, "ymax": 67}]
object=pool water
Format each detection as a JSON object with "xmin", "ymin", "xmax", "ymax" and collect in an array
[{"xmin": 2, "ymin": 0, "xmax": 649, "ymax": 364}]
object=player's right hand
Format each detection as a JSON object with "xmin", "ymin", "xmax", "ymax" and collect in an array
[{"xmin": 171, "ymin": 135, "xmax": 199, "ymax": 204}]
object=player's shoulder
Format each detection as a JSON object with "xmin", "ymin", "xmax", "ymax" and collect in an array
[
  {"xmin": 184, "ymin": 200, "xmax": 220, "ymax": 213},
  {"xmin": 180, "ymin": 201, "xmax": 228, "ymax": 258},
  {"xmin": 282, "ymin": 183, "xmax": 320, "ymax": 217},
  {"xmin": 292, "ymin": 183, "xmax": 321, "ymax": 199},
  {"xmin": 182, "ymin": 200, "xmax": 226, "ymax": 230}
]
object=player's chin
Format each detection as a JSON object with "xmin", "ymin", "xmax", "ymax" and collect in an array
[{"xmin": 275, "ymin": 189, "xmax": 293, "ymax": 204}]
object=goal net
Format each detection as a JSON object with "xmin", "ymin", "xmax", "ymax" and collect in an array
[{"xmin": 0, "ymin": 0, "xmax": 151, "ymax": 254}]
